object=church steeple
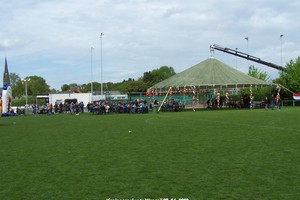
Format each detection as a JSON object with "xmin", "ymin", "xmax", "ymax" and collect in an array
[{"xmin": 3, "ymin": 57, "xmax": 10, "ymax": 86}]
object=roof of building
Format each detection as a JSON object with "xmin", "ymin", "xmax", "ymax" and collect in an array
[{"xmin": 149, "ymin": 58, "xmax": 273, "ymax": 90}]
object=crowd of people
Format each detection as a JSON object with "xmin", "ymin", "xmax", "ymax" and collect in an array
[
  {"xmin": 27, "ymin": 99, "xmax": 150, "ymax": 115},
  {"xmin": 28, "ymin": 98, "xmax": 185, "ymax": 115},
  {"xmin": 87, "ymin": 99, "xmax": 149, "ymax": 114},
  {"xmin": 263, "ymin": 94, "xmax": 282, "ymax": 110},
  {"xmin": 157, "ymin": 98, "xmax": 185, "ymax": 112},
  {"xmin": 206, "ymin": 93, "xmax": 282, "ymax": 110},
  {"xmin": 30, "ymin": 101, "xmax": 85, "ymax": 115},
  {"xmin": 10, "ymin": 92, "xmax": 283, "ymax": 116}
]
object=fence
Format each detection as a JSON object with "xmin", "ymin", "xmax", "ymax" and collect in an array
[{"xmin": 282, "ymin": 100, "xmax": 300, "ymax": 107}]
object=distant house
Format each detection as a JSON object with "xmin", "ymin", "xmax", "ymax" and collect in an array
[{"xmin": 45, "ymin": 91, "xmax": 128, "ymax": 106}]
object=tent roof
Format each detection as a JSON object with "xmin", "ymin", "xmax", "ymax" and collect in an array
[{"xmin": 149, "ymin": 58, "xmax": 273, "ymax": 89}]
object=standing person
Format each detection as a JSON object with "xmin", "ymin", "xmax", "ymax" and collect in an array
[
  {"xmin": 32, "ymin": 104, "xmax": 38, "ymax": 115},
  {"xmin": 79, "ymin": 102, "xmax": 84, "ymax": 113},
  {"xmin": 270, "ymin": 94, "xmax": 275, "ymax": 110},
  {"xmin": 48, "ymin": 103, "xmax": 53, "ymax": 115},
  {"xmin": 264, "ymin": 97, "xmax": 268, "ymax": 110},
  {"xmin": 59, "ymin": 102, "xmax": 63, "ymax": 113},
  {"xmin": 70, "ymin": 102, "xmax": 74, "ymax": 114},
  {"xmin": 54, "ymin": 102, "xmax": 59, "ymax": 113},
  {"xmin": 276, "ymin": 94, "xmax": 281, "ymax": 110}
]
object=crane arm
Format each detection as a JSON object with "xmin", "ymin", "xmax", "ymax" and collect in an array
[{"xmin": 210, "ymin": 44, "xmax": 287, "ymax": 71}]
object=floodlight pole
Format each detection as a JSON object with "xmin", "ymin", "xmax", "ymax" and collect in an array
[
  {"xmin": 22, "ymin": 78, "xmax": 30, "ymax": 114},
  {"xmin": 100, "ymin": 33, "xmax": 104, "ymax": 97},
  {"xmin": 91, "ymin": 47, "xmax": 94, "ymax": 102}
]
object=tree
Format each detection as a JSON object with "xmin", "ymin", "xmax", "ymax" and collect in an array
[
  {"xmin": 11, "ymin": 75, "xmax": 50, "ymax": 105},
  {"xmin": 92, "ymin": 82, "xmax": 101, "ymax": 91},
  {"xmin": 241, "ymin": 66, "xmax": 273, "ymax": 102},
  {"xmin": 80, "ymin": 83, "xmax": 89, "ymax": 93},
  {"xmin": 59, "ymin": 65, "xmax": 177, "ymax": 93},
  {"xmin": 13, "ymin": 79, "xmax": 25, "ymax": 98},
  {"xmin": 143, "ymin": 71, "xmax": 153, "ymax": 83},
  {"xmin": 106, "ymin": 82, "xmax": 115, "ymax": 91},
  {"xmin": 118, "ymin": 78, "xmax": 148, "ymax": 93},
  {"xmin": 151, "ymin": 66, "xmax": 176, "ymax": 83},
  {"xmin": 277, "ymin": 56, "xmax": 300, "ymax": 94},
  {"xmin": 26, "ymin": 76, "xmax": 50, "ymax": 95},
  {"xmin": 10, "ymin": 73, "xmax": 21, "ymax": 93},
  {"xmin": 61, "ymin": 83, "xmax": 82, "ymax": 92},
  {"xmin": 12, "ymin": 75, "xmax": 49, "ymax": 98},
  {"xmin": 248, "ymin": 65, "xmax": 271, "ymax": 82},
  {"xmin": 49, "ymin": 88, "xmax": 58, "ymax": 93},
  {"xmin": 61, "ymin": 84, "xmax": 71, "ymax": 91}
]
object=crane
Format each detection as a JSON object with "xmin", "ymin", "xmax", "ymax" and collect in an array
[
  {"xmin": 210, "ymin": 44, "xmax": 287, "ymax": 71},
  {"xmin": 209, "ymin": 44, "xmax": 300, "ymax": 100}
]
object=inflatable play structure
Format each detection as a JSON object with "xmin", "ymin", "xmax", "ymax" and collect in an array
[
  {"xmin": 2, "ymin": 57, "xmax": 12, "ymax": 117},
  {"xmin": 0, "ymin": 98, "xmax": 2, "ymax": 118},
  {"xmin": 2, "ymin": 83, "xmax": 12, "ymax": 116}
]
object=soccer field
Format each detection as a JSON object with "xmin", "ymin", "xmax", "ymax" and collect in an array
[{"xmin": 1, "ymin": 108, "xmax": 300, "ymax": 199}]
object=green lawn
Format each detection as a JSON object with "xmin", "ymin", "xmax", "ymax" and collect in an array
[{"xmin": 1, "ymin": 108, "xmax": 300, "ymax": 199}]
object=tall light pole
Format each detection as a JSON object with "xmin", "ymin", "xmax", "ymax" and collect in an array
[
  {"xmin": 22, "ymin": 78, "xmax": 30, "ymax": 112},
  {"xmin": 100, "ymin": 33, "xmax": 104, "ymax": 97},
  {"xmin": 91, "ymin": 47, "xmax": 94, "ymax": 102},
  {"xmin": 245, "ymin": 37, "xmax": 249, "ymax": 53},
  {"xmin": 280, "ymin": 34, "xmax": 283, "ymax": 66}
]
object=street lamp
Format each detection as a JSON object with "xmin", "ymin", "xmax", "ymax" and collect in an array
[
  {"xmin": 22, "ymin": 78, "xmax": 30, "ymax": 111},
  {"xmin": 245, "ymin": 37, "xmax": 249, "ymax": 66},
  {"xmin": 280, "ymin": 34, "xmax": 284, "ymax": 66},
  {"xmin": 91, "ymin": 47, "xmax": 94, "ymax": 102},
  {"xmin": 100, "ymin": 33, "xmax": 104, "ymax": 97},
  {"xmin": 245, "ymin": 37, "xmax": 249, "ymax": 53}
]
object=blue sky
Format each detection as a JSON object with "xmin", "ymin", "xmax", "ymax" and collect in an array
[{"xmin": 1, "ymin": 0, "xmax": 300, "ymax": 90}]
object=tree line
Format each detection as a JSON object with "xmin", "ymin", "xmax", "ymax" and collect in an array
[
  {"xmin": 9, "ymin": 66, "xmax": 176, "ymax": 106},
  {"xmin": 60, "ymin": 65, "xmax": 176, "ymax": 93}
]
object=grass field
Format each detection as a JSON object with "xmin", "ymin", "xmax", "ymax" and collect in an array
[{"xmin": 1, "ymin": 107, "xmax": 300, "ymax": 199}]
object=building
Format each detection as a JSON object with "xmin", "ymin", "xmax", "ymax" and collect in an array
[{"xmin": 44, "ymin": 92, "xmax": 128, "ymax": 106}]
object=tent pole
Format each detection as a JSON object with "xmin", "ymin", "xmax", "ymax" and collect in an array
[
  {"xmin": 279, "ymin": 84, "xmax": 295, "ymax": 94},
  {"xmin": 158, "ymin": 87, "xmax": 172, "ymax": 112},
  {"xmin": 184, "ymin": 86, "xmax": 186, "ymax": 106}
]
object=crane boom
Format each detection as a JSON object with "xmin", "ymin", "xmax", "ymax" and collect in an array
[{"xmin": 210, "ymin": 44, "xmax": 286, "ymax": 71}]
